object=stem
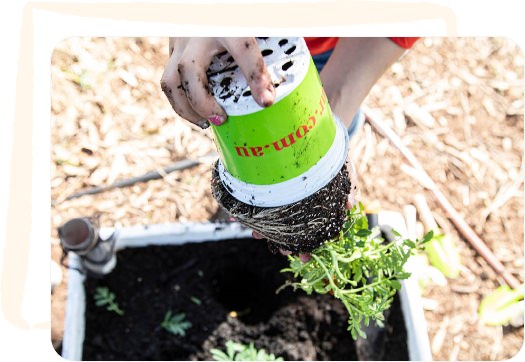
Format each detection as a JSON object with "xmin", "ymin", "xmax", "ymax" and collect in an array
[
  {"xmin": 338, "ymin": 278, "xmax": 390, "ymax": 295},
  {"xmin": 312, "ymin": 254, "xmax": 338, "ymax": 292},
  {"xmin": 109, "ymin": 303, "xmax": 124, "ymax": 315},
  {"xmin": 330, "ymin": 251, "xmax": 356, "ymax": 285}
]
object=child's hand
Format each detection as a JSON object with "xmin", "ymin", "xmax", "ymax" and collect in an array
[{"xmin": 160, "ymin": 37, "xmax": 276, "ymax": 129}]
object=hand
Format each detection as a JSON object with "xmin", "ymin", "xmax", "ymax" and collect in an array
[{"xmin": 160, "ymin": 37, "xmax": 276, "ymax": 128}]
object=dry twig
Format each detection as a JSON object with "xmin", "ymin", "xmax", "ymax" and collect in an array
[{"xmin": 60, "ymin": 157, "xmax": 212, "ymax": 203}]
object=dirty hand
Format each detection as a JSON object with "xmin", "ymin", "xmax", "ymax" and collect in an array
[{"xmin": 160, "ymin": 37, "xmax": 276, "ymax": 129}]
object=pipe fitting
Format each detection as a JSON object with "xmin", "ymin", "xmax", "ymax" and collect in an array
[{"xmin": 58, "ymin": 217, "xmax": 117, "ymax": 276}]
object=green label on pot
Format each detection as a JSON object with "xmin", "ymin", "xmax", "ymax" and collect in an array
[{"xmin": 211, "ymin": 58, "xmax": 336, "ymax": 185}]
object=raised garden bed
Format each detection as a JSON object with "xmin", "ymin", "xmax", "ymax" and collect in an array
[{"xmin": 60, "ymin": 212, "xmax": 432, "ymax": 361}]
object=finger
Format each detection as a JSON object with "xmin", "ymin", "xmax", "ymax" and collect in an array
[
  {"xmin": 299, "ymin": 253, "xmax": 311, "ymax": 263},
  {"xmin": 252, "ymin": 230, "xmax": 264, "ymax": 239},
  {"xmin": 177, "ymin": 40, "xmax": 228, "ymax": 125},
  {"xmin": 160, "ymin": 50, "xmax": 209, "ymax": 129},
  {"xmin": 223, "ymin": 38, "xmax": 276, "ymax": 108},
  {"xmin": 279, "ymin": 249, "xmax": 292, "ymax": 256},
  {"xmin": 345, "ymin": 158, "xmax": 359, "ymax": 209},
  {"xmin": 346, "ymin": 193, "xmax": 355, "ymax": 210},
  {"xmin": 168, "ymin": 37, "xmax": 175, "ymax": 56}
]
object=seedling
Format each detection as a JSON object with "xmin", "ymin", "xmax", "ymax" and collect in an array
[
  {"xmin": 190, "ymin": 296, "xmax": 202, "ymax": 305},
  {"xmin": 479, "ymin": 284, "xmax": 524, "ymax": 326},
  {"xmin": 424, "ymin": 232, "xmax": 461, "ymax": 279},
  {"xmin": 93, "ymin": 286, "xmax": 124, "ymax": 316},
  {"xmin": 161, "ymin": 311, "xmax": 192, "ymax": 336},
  {"xmin": 280, "ymin": 203, "xmax": 431, "ymax": 340},
  {"xmin": 414, "ymin": 193, "xmax": 461, "ymax": 279},
  {"xmin": 210, "ymin": 341, "xmax": 283, "ymax": 361}
]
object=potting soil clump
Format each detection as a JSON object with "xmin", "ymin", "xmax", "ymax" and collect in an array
[{"xmin": 211, "ymin": 162, "xmax": 352, "ymax": 254}]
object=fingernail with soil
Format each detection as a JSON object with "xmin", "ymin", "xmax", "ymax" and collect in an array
[
  {"xmin": 346, "ymin": 193, "xmax": 355, "ymax": 209},
  {"xmin": 299, "ymin": 253, "xmax": 311, "ymax": 263},
  {"xmin": 208, "ymin": 115, "xmax": 225, "ymax": 126},
  {"xmin": 259, "ymin": 88, "xmax": 275, "ymax": 107},
  {"xmin": 198, "ymin": 120, "xmax": 210, "ymax": 129},
  {"xmin": 252, "ymin": 231, "xmax": 264, "ymax": 239}
]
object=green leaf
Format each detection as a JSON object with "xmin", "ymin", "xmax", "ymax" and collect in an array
[
  {"xmin": 479, "ymin": 285, "xmax": 524, "ymax": 326},
  {"xmin": 356, "ymin": 229, "xmax": 372, "ymax": 238},
  {"xmin": 161, "ymin": 311, "xmax": 192, "ymax": 336},
  {"xmin": 404, "ymin": 239, "xmax": 416, "ymax": 248},
  {"xmin": 210, "ymin": 349, "xmax": 231, "ymax": 361},
  {"xmin": 396, "ymin": 271, "xmax": 412, "ymax": 280},
  {"xmin": 211, "ymin": 341, "xmax": 283, "ymax": 361},
  {"xmin": 425, "ymin": 233, "xmax": 461, "ymax": 278},
  {"xmin": 421, "ymin": 230, "xmax": 434, "ymax": 244},
  {"xmin": 93, "ymin": 287, "xmax": 124, "ymax": 316},
  {"xmin": 391, "ymin": 229, "xmax": 402, "ymax": 237},
  {"xmin": 390, "ymin": 279, "xmax": 402, "ymax": 290}
]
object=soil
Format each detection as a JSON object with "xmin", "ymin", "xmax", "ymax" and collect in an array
[
  {"xmin": 79, "ymin": 237, "xmax": 408, "ymax": 361},
  {"xmin": 211, "ymin": 162, "xmax": 352, "ymax": 254}
]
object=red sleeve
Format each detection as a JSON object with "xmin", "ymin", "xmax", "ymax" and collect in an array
[
  {"xmin": 388, "ymin": 37, "xmax": 420, "ymax": 49},
  {"xmin": 304, "ymin": 37, "xmax": 339, "ymax": 55},
  {"xmin": 305, "ymin": 37, "xmax": 419, "ymax": 55}
]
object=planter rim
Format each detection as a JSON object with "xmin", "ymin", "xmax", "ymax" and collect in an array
[{"xmin": 61, "ymin": 212, "xmax": 432, "ymax": 361}]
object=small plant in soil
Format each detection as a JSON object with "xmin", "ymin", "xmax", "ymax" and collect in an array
[
  {"xmin": 93, "ymin": 286, "xmax": 124, "ymax": 316},
  {"xmin": 161, "ymin": 311, "xmax": 192, "ymax": 336},
  {"xmin": 478, "ymin": 284, "xmax": 524, "ymax": 326},
  {"xmin": 190, "ymin": 296, "xmax": 202, "ymax": 305},
  {"xmin": 280, "ymin": 203, "xmax": 432, "ymax": 340},
  {"xmin": 210, "ymin": 341, "xmax": 284, "ymax": 361}
]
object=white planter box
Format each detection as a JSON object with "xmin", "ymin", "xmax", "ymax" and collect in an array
[{"xmin": 61, "ymin": 211, "xmax": 432, "ymax": 361}]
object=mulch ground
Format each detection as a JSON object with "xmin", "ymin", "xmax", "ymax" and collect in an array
[{"xmin": 51, "ymin": 37, "xmax": 523, "ymax": 360}]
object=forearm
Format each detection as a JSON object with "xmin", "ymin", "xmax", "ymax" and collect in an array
[{"xmin": 320, "ymin": 37, "xmax": 407, "ymax": 128}]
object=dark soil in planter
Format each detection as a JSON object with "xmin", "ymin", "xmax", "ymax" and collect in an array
[{"xmin": 80, "ymin": 237, "xmax": 408, "ymax": 361}]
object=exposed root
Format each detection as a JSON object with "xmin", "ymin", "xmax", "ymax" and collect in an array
[{"xmin": 211, "ymin": 161, "xmax": 351, "ymax": 254}]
